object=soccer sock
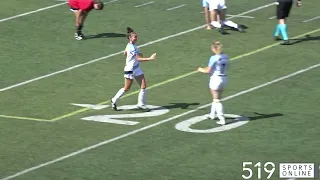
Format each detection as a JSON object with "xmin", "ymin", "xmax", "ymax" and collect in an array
[
  {"xmin": 273, "ymin": 24, "xmax": 280, "ymax": 37},
  {"xmin": 112, "ymin": 88, "xmax": 125, "ymax": 103},
  {"xmin": 211, "ymin": 21, "xmax": 222, "ymax": 28},
  {"xmin": 279, "ymin": 24, "xmax": 289, "ymax": 40},
  {"xmin": 138, "ymin": 89, "xmax": 146, "ymax": 106},
  {"xmin": 222, "ymin": 20, "xmax": 238, "ymax": 29},
  {"xmin": 214, "ymin": 99, "xmax": 225, "ymax": 120},
  {"xmin": 76, "ymin": 25, "xmax": 83, "ymax": 34},
  {"xmin": 210, "ymin": 101, "xmax": 216, "ymax": 116}
]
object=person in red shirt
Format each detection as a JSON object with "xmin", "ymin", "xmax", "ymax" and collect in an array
[{"xmin": 68, "ymin": 0, "xmax": 104, "ymax": 40}]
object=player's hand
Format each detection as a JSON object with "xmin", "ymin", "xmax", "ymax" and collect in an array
[
  {"xmin": 149, "ymin": 53, "xmax": 156, "ymax": 60},
  {"xmin": 197, "ymin": 67, "xmax": 202, "ymax": 72}
]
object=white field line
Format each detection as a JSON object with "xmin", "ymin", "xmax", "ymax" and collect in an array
[
  {"xmin": 1, "ymin": 63, "xmax": 318, "ymax": 180},
  {"xmin": 199, "ymin": 11, "xmax": 254, "ymax": 18},
  {"xmin": 134, "ymin": 1, "xmax": 154, "ymax": 8},
  {"xmin": 268, "ymin": 15, "xmax": 276, "ymax": 19},
  {"xmin": 166, "ymin": 4, "xmax": 186, "ymax": 11},
  {"xmin": 104, "ymin": 0, "xmax": 118, "ymax": 5},
  {"xmin": 0, "ymin": 2, "xmax": 276, "ymax": 93},
  {"xmin": 0, "ymin": 2, "xmax": 67, "ymax": 23},
  {"xmin": 303, "ymin": 16, "xmax": 320, "ymax": 23},
  {"xmin": 226, "ymin": 14, "xmax": 254, "ymax": 18}
]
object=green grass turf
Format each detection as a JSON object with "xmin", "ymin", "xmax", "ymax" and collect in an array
[{"xmin": 0, "ymin": 0, "xmax": 319, "ymax": 179}]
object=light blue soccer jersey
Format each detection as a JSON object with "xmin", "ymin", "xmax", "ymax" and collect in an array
[
  {"xmin": 201, "ymin": 0, "xmax": 209, "ymax": 8},
  {"xmin": 125, "ymin": 43, "xmax": 140, "ymax": 71},
  {"xmin": 207, "ymin": 53, "xmax": 228, "ymax": 76}
]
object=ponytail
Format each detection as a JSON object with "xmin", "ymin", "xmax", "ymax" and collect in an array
[{"xmin": 126, "ymin": 27, "xmax": 135, "ymax": 39}]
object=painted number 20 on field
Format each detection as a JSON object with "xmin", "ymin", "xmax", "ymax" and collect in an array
[{"xmin": 73, "ymin": 104, "xmax": 250, "ymax": 133}]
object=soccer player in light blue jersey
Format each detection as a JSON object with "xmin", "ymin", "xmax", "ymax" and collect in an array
[
  {"xmin": 111, "ymin": 27, "xmax": 156, "ymax": 111},
  {"xmin": 197, "ymin": 41, "xmax": 228, "ymax": 125}
]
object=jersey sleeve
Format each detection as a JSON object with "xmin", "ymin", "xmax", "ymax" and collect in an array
[
  {"xmin": 207, "ymin": 55, "xmax": 218, "ymax": 67},
  {"xmin": 127, "ymin": 45, "xmax": 138, "ymax": 56}
]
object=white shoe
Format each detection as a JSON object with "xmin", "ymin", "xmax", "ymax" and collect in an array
[
  {"xmin": 205, "ymin": 114, "xmax": 216, "ymax": 120},
  {"xmin": 137, "ymin": 104, "xmax": 148, "ymax": 110},
  {"xmin": 74, "ymin": 33, "xmax": 84, "ymax": 40},
  {"xmin": 216, "ymin": 119, "xmax": 226, "ymax": 125}
]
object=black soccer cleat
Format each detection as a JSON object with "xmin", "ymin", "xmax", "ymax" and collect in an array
[
  {"xmin": 237, "ymin": 25, "xmax": 245, "ymax": 33},
  {"xmin": 218, "ymin": 27, "xmax": 227, "ymax": 35},
  {"xmin": 280, "ymin": 40, "xmax": 290, "ymax": 45},
  {"xmin": 274, "ymin": 36, "xmax": 282, "ymax": 41},
  {"xmin": 111, "ymin": 100, "xmax": 117, "ymax": 111}
]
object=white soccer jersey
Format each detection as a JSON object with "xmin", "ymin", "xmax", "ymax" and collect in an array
[{"xmin": 124, "ymin": 43, "xmax": 140, "ymax": 71}]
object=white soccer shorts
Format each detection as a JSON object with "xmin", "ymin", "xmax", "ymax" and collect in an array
[
  {"xmin": 206, "ymin": 0, "xmax": 227, "ymax": 11},
  {"xmin": 209, "ymin": 76, "xmax": 227, "ymax": 90},
  {"xmin": 124, "ymin": 67, "xmax": 143, "ymax": 79}
]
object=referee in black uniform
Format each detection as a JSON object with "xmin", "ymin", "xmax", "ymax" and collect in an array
[{"xmin": 273, "ymin": 0, "xmax": 301, "ymax": 45}]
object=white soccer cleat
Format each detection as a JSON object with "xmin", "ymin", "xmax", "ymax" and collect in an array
[
  {"xmin": 74, "ymin": 33, "xmax": 84, "ymax": 40},
  {"xmin": 205, "ymin": 114, "xmax": 216, "ymax": 120},
  {"xmin": 137, "ymin": 104, "xmax": 148, "ymax": 110},
  {"xmin": 216, "ymin": 119, "xmax": 226, "ymax": 125}
]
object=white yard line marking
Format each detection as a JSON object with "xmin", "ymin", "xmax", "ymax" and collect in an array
[
  {"xmin": 199, "ymin": 12, "xmax": 254, "ymax": 18},
  {"xmin": 166, "ymin": 4, "xmax": 186, "ymax": 11},
  {"xmin": 0, "ymin": 2, "xmax": 66, "ymax": 23},
  {"xmin": 268, "ymin": 16, "xmax": 276, "ymax": 19},
  {"xmin": 303, "ymin": 16, "xmax": 320, "ymax": 23},
  {"xmin": 0, "ymin": 2, "xmax": 276, "ymax": 93},
  {"xmin": 226, "ymin": 14, "xmax": 254, "ymax": 18},
  {"xmin": 2, "ymin": 63, "xmax": 318, "ymax": 180},
  {"xmin": 104, "ymin": 0, "xmax": 118, "ymax": 5},
  {"xmin": 134, "ymin": 1, "xmax": 154, "ymax": 8}
]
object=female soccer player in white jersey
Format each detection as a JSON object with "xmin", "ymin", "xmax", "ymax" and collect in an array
[
  {"xmin": 197, "ymin": 41, "xmax": 228, "ymax": 125},
  {"xmin": 111, "ymin": 27, "xmax": 156, "ymax": 111}
]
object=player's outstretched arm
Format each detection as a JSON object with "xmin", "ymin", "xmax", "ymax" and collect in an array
[{"xmin": 136, "ymin": 53, "xmax": 156, "ymax": 62}]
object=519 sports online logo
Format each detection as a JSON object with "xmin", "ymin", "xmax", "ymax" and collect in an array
[{"xmin": 241, "ymin": 162, "xmax": 319, "ymax": 179}]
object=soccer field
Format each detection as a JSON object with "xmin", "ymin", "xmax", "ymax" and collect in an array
[{"xmin": 0, "ymin": 0, "xmax": 319, "ymax": 179}]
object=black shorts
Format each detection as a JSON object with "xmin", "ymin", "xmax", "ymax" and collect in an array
[
  {"xmin": 276, "ymin": 0, "xmax": 293, "ymax": 19},
  {"xmin": 69, "ymin": 7, "xmax": 79, "ymax": 12}
]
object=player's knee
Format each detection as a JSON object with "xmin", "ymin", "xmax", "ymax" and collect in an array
[
  {"xmin": 140, "ymin": 84, "xmax": 146, "ymax": 89},
  {"xmin": 213, "ymin": 99, "xmax": 221, "ymax": 103}
]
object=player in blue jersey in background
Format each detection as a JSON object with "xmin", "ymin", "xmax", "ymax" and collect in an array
[{"xmin": 197, "ymin": 41, "xmax": 228, "ymax": 125}]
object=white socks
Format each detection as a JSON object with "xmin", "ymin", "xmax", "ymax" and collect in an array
[
  {"xmin": 138, "ymin": 89, "xmax": 146, "ymax": 106},
  {"xmin": 112, "ymin": 88, "xmax": 125, "ymax": 103},
  {"xmin": 112, "ymin": 88, "xmax": 146, "ymax": 106},
  {"xmin": 211, "ymin": 21, "xmax": 222, "ymax": 28},
  {"xmin": 210, "ymin": 99, "xmax": 225, "ymax": 121},
  {"xmin": 222, "ymin": 20, "xmax": 238, "ymax": 29},
  {"xmin": 211, "ymin": 20, "xmax": 239, "ymax": 29}
]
